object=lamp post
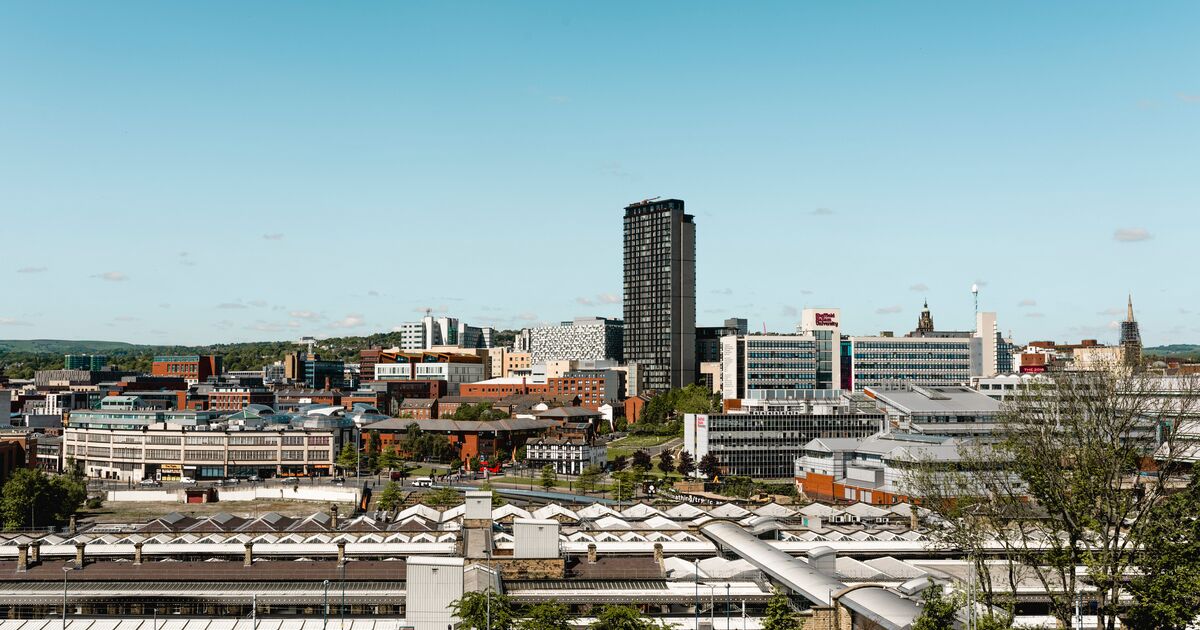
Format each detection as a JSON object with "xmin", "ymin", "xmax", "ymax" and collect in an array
[
  {"xmin": 61, "ymin": 566, "xmax": 72, "ymax": 630},
  {"xmin": 693, "ymin": 559, "xmax": 699, "ymax": 630},
  {"xmin": 725, "ymin": 583, "xmax": 730, "ymax": 630},
  {"xmin": 322, "ymin": 579, "xmax": 329, "ymax": 630}
]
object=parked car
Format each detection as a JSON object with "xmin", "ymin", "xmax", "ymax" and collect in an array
[
  {"xmin": 223, "ymin": 478, "xmax": 240, "ymax": 485},
  {"xmin": 138, "ymin": 479, "xmax": 162, "ymax": 488},
  {"xmin": 281, "ymin": 477, "xmax": 300, "ymax": 485},
  {"xmin": 411, "ymin": 477, "xmax": 433, "ymax": 488},
  {"xmin": 331, "ymin": 476, "xmax": 346, "ymax": 486},
  {"xmin": 248, "ymin": 475, "xmax": 261, "ymax": 482},
  {"xmin": 179, "ymin": 477, "xmax": 196, "ymax": 485}
]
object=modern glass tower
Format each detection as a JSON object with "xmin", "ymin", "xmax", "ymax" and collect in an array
[{"xmin": 623, "ymin": 198, "xmax": 696, "ymax": 392}]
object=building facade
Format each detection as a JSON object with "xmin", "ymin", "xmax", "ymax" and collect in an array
[
  {"xmin": 517, "ymin": 317, "xmax": 624, "ymax": 363},
  {"xmin": 719, "ymin": 334, "xmax": 818, "ymax": 401},
  {"xmin": 849, "ymin": 336, "xmax": 976, "ymax": 390},
  {"xmin": 63, "ymin": 355, "xmax": 107, "ymax": 371},
  {"xmin": 151, "ymin": 355, "xmax": 222, "ymax": 385},
  {"xmin": 623, "ymin": 198, "xmax": 696, "ymax": 392},
  {"xmin": 684, "ymin": 399, "xmax": 885, "ymax": 479}
]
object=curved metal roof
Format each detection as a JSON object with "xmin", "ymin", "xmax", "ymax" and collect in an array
[{"xmin": 700, "ymin": 520, "xmax": 845, "ymax": 606}]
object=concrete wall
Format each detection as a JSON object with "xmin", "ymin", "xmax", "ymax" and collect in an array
[{"xmin": 106, "ymin": 486, "xmax": 358, "ymax": 503}]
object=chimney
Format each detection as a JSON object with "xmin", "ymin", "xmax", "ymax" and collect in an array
[
  {"xmin": 909, "ymin": 507, "xmax": 919, "ymax": 531},
  {"xmin": 587, "ymin": 543, "xmax": 597, "ymax": 564},
  {"xmin": 69, "ymin": 514, "xmax": 77, "ymax": 534},
  {"xmin": 16, "ymin": 544, "xmax": 28, "ymax": 573},
  {"xmin": 330, "ymin": 505, "xmax": 339, "ymax": 530},
  {"xmin": 133, "ymin": 542, "xmax": 144, "ymax": 565},
  {"xmin": 29, "ymin": 540, "xmax": 41, "ymax": 564},
  {"xmin": 74, "ymin": 542, "xmax": 86, "ymax": 568},
  {"xmin": 653, "ymin": 543, "xmax": 663, "ymax": 566},
  {"xmin": 243, "ymin": 542, "xmax": 253, "ymax": 567},
  {"xmin": 337, "ymin": 541, "xmax": 346, "ymax": 566}
]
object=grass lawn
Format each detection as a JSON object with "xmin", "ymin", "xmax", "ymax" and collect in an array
[
  {"xmin": 608, "ymin": 434, "xmax": 675, "ymax": 448},
  {"xmin": 489, "ymin": 476, "xmax": 611, "ymax": 492}
]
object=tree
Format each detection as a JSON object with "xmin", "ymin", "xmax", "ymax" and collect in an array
[
  {"xmin": 611, "ymin": 455, "xmax": 628, "ymax": 472},
  {"xmin": 611, "ymin": 470, "xmax": 635, "ymax": 502},
  {"xmin": 577, "ymin": 465, "xmax": 602, "ymax": 493},
  {"xmin": 377, "ymin": 446, "xmax": 400, "ymax": 472},
  {"xmin": 656, "ymin": 450, "xmax": 675, "ymax": 476},
  {"xmin": 540, "ymin": 465, "xmax": 557, "ymax": 491},
  {"xmin": 631, "ymin": 449, "xmax": 652, "ymax": 470},
  {"xmin": 1, "ymin": 468, "xmax": 86, "ymax": 530},
  {"xmin": 587, "ymin": 605, "xmax": 660, "ymax": 630},
  {"xmin": 365, "ymin": 430, "xmax": 382, "ymax": 472},
  {"xmin": 518, "ymin": 601, "xmax": 573, "ymax": 630},
  {"xmin": 1124, "ymin": 476, "xmax": 1200, "ymax": 629},
  {"xmin": 761, "ymin": 587, "xmax": 802, "ymax": 630},
  {"xmin": 912, "ymin": 583, "xmax": 960, "ymax": 630},
  {"xmin": 423, "ymin": 487, "xmax": 462, "ymax": 508},
  {"xmin": 450, "ymin": 590, "xmax": 514, "ymax": 630},
  {"xmin": 698, "ymin": 453, "xmax": 721, "ymax": 479},
  {"xmin": 909, "ymin": 369, "xmax": 1200, "ymax": 630},
  {"xmin": 376, "ymin": 481, "xmax": 404, "ymax": 512},
  {"xmin": 335, "ymin": 443, "xmax": 359, "ymax": 473},
  {"xmin": 676, "ymin": 450, "xmax": 695, "ymax": 478}
]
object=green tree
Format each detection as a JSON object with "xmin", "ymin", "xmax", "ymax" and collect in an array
[
  {"xmin": 761, "ymin": 587, "xmax": 802, "ymax": 630},
  {"xmin": 577, "ymin": 465, "xmax": 602, "ymax": 493},
  {"xmin": 1124, "ymin": 476, "xmax": 1200, "ymax": 630},
  {"xmin": 631, "ymin": 449, "xmax": 652, "ymax": 470},
  {"xmin": 912, "ymin": 583, "xmax": 961, "ymax": 630},
  {"xmin": 376, "ymin": 481, "xmax": 404, "ymax": 512},
  {"xmin": 335, "ymin": 443, "xmax": 359, "ymax": 473},
  {"xmin": 540, "ymin": 465, "xmax": 557, "ymax": 491},
  {"xmin": 450, "ymin": 590, "xmax": 514, "ymax": 630},
  {"xmin": 611, "ymin": 455, "xmax": 628, "ymax": 472},
  {"xmin": 698, "ymin": 453, "xmax": 721, "ymax": 479},
  {"xmin": 364, "ymin": 430, "xmax": 382, "ymax": 472},
  {"xmin": 676, "ymin": 450, "xmax": 695, "ymax": 478},
  {"xmin": 1, "ymin": 468, "xmax": 86, "ymax": 530},
  {"xmin": 518, "ymin": 601, "xmax": 573, "ymax": 630},
  {"xmin": 587, "ymin": 605, "xmax": 659, "ymax": 630},
  {"xmin": 377, "ymin": 446, "xmax": 400, "ymax": 472},
  {"xmin": 611, "ymin": 471, "xmax": 635, "ymax": 502},
  {"xmin": 656, "ymin": 451, "xmax": 675, "ymax": 476},
  {"xmin": 423, "ymin": 487, "xmax": 463, "ymax": 508}
]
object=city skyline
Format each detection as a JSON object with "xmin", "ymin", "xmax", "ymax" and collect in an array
[{"xmin": 2, "ymin": 2, "xmax": 1198, "ymax": 345}]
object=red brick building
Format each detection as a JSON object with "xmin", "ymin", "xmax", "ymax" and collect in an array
[
  {"xmin": 206, "ymin": 386, "xmax": 275, "ymax": 411},
  {"xmin": 152, "ymin": 355, "xmax": 222, "ymax": 383}
]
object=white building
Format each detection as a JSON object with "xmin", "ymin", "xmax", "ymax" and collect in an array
[
  {"xmin": 374, "ymin": 358, "xmax": 485, "ymax": 394},
  {"xmin": 394, "ymin": 316, "xmax": 493, "ymax": 351},
  {"xmin": 525, "ymin": 437, "xmax": 608, "ymax": 475},
  {"xmin": 517, "ymin": 317, "xmax": 623, "ymax": 363},
  {"xmin": 720, "ymin": 333, "xmax": 818, "ymax": 401}
]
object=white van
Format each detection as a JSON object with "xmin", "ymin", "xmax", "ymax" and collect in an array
[{"xmin": 411, "ymin": 477, "xmax": 433, "ymax": 487}]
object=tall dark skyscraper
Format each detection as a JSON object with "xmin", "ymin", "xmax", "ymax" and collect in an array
[
  {"xmin": 1121, "ymin": 294, "xmax": 1143, "ymax": 367},
  {"xmin": 623, "ymin": 198, "xmax": 696, "ymax": 392}
]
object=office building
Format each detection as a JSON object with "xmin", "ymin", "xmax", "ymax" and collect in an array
[
  {"xmin": 63, "ymin": 355, "xmax": 107, "ymax": 371},
  {"xmin": 849, "ymin": 335, "xmax": 975, "ymax": 390},
  {"xmin": 516, "ymin": 317, "xmax": 623, "ymax": 363},
  {"xmin": 623, "ymin": 198, "xmax": 696, "ymax": 391},
  {"xmin": 151, "ymin": 355, "xmax": 222, "ymax": 385},
  {"xmin": 372, "ymin": 352, "xmax": 486, "ymax": 394},
  {"xmin": 696, "ymin": 316, "xmax": 748, "ymax": 365},
  {"xmin": 394, "ymin": 316, "xmax": 494, "ymax": 351},
  {"xmin": 302, "ymin": 358, "xmax": 345, "ymax": 390},
  {"xmin": 684, "ymin": 395, "xmax": 885, "ymax": 478},
  {"xmin": 799, "ymin": 309, "xmax": 843, "ymax": 389},
  {"xmin": 864, "ymin": 384, "xmax": 1002, "ymax": 436},
  {"xmin": 796, "ymin": 433, "xmax": 980, "ymax": 505},
  {"xmin": 719, "ymin": 334, "xmax": 818, "ymax": 401}
]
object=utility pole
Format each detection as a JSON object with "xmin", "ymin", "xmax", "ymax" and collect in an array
[
  {"xmin": 61, "ymin": 566, "xmax": 72, "ymax": 630},
  {"xmin": 323, "ymin": 579, "xmax": 329, "ymax": 630},
  {"xmin": 693, "ymin": 559, "xmax": 699, "ymax": 630}
]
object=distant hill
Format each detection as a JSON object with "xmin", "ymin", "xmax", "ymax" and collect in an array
[
  {"xmin": 0, "ymin": 339, "xmax": 154, "ymax": 354},
  {"xmin": 1145, "ymin": 344, "xmax": 1200, "ymax": 360}
]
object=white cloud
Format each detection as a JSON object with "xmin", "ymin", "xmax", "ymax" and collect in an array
[
  {"xmin": 367, "ymin": 290, "xmax": 380, "ymax": 297},
  {"xmin": 248, "ymin": 299, "xmax": 268, "ymax": 308},
  {"xmin": 262, "ymin": 233, "xmax": 285, "ymax": 241},
  {"xmin": 16, "ymin": 266, "xmax": 47, "ymax": 273},
  {"xmin": 329, "ymin": 314, "xmax": 366, "ymax": 329},
  {"xmin": 290, "ymin": 310, "xmax": 322, "ymax": 320},
  {"xmin": 1113, "ymin": 227, "xmax": 1152, "ymax": 243},
  {"xmin": 575, "ymin": 297, "xmax": 594, "ymax": 306},
  {"xmin": 781, "ymin": 305, "xmax": 799, "ymax": 317},
  {"xmin": 217, "ymin": 302, "xmax": 248, "ymax": 310},
  {"xmin": 597, "ymin": 293, "xmax": 620, "ymax": 304},
  {"xmin": 876, "ymin": 305, "xmax": 903, "ymax": 315},
  {"xmin": 810, "ymin": 207, "xmax": 834, "ymax": 216},
  {"xmin": 0, "ymin": 318, "xmax": 33, "ymax": 326},
  {"xmin": 1018, "ymin": 298, "xmax": 1037, "ymax": 307},
  {"xmin": 113, "ymin": 315, "xmax": 139, "ymax": 322},
  {"xmin": 92, "ymin": 271, "xmax": 128, "ymax": 282},
  {"xmin": 909, "ymin": 283, "xmax": 929, "ymax": 292},
  {"xmin": 516, "ymin": 312, "xmax": 538, "ymax": 321},
  {"xmin": 1024, "ymin": 312, "xmax": 1046, "ymax": 318},
  {"xmin": 1179, "ymin": 93, "xmax": 1200, "ymax": 103},
  {"xmin": 800, "ymin": 290, "xmax": 813, "ymax": 295}
]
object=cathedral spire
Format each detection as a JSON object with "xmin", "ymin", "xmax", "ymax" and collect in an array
[{"xmin": 1127, "ymin": 293, "xmax": 1135, "ymax": 323}]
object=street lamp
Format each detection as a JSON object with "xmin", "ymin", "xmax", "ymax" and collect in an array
[
  {"xmin": 61, "ymin": 566, "xmax": 73, "ymax": 630},
  {"xmin": 322, "ymin": 579, "xmax": 330, "ymax": 630},
  {"xmin": 725, "ymin": 583, "xmax": 731, "ymax": 630}
]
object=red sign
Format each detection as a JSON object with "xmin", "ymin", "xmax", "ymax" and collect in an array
[
  {"xmin": 815, "ymin": 313, "xmax": 838, "ymax": 326},
  {"xmin": 1020, "ymin": 365, "xmax": 1047, "ymax": 374}
]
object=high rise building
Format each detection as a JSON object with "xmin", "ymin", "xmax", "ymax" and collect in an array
[
  {"xmin": 64, "ymin": 354, "xmax": 107, "ymax": 371},
  {"xmin": 393, "ymin": 316, "xmax": 493, "ymax": 351},
  {"xmin": 1121, "ymin": 294, "xmax": 1143, "ymax": 367},
  {"xmin": 622, "ymin": 198, "xmax": 696, "ymax": 391},
  {"xmin": 799, "ymin": 309, "xmax": 842, "ymax": 390},
  {"xmin": 719, "ymin": 334, "xmax": 818, "ymax": 401}
]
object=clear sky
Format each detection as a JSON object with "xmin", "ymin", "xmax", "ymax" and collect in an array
[{"xmin": 2, "ymin": 2, "xmax": 1197, "ymax": 346}]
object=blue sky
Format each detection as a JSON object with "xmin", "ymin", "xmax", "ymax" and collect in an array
[{"xmin": 1, "ymin": 2, "xmax": 1197, "ymax": 346}]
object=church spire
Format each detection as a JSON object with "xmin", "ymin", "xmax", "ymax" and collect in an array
[
  {"xmin": 1127, "ymin": 293, "xmax": 1135, "ymax": 323},
  {"xmin": 915, "ymin": 300, "xmax": 935, "ymax": 335}
]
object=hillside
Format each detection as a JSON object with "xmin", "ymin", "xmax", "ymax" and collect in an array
[
  {"xmin": 1145, "ymin": 344, "xmax": 1200, "ymax": 361},
  {"xmin": 0, "ymin": 329, "xmax": 522, "ymax": 379}
]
